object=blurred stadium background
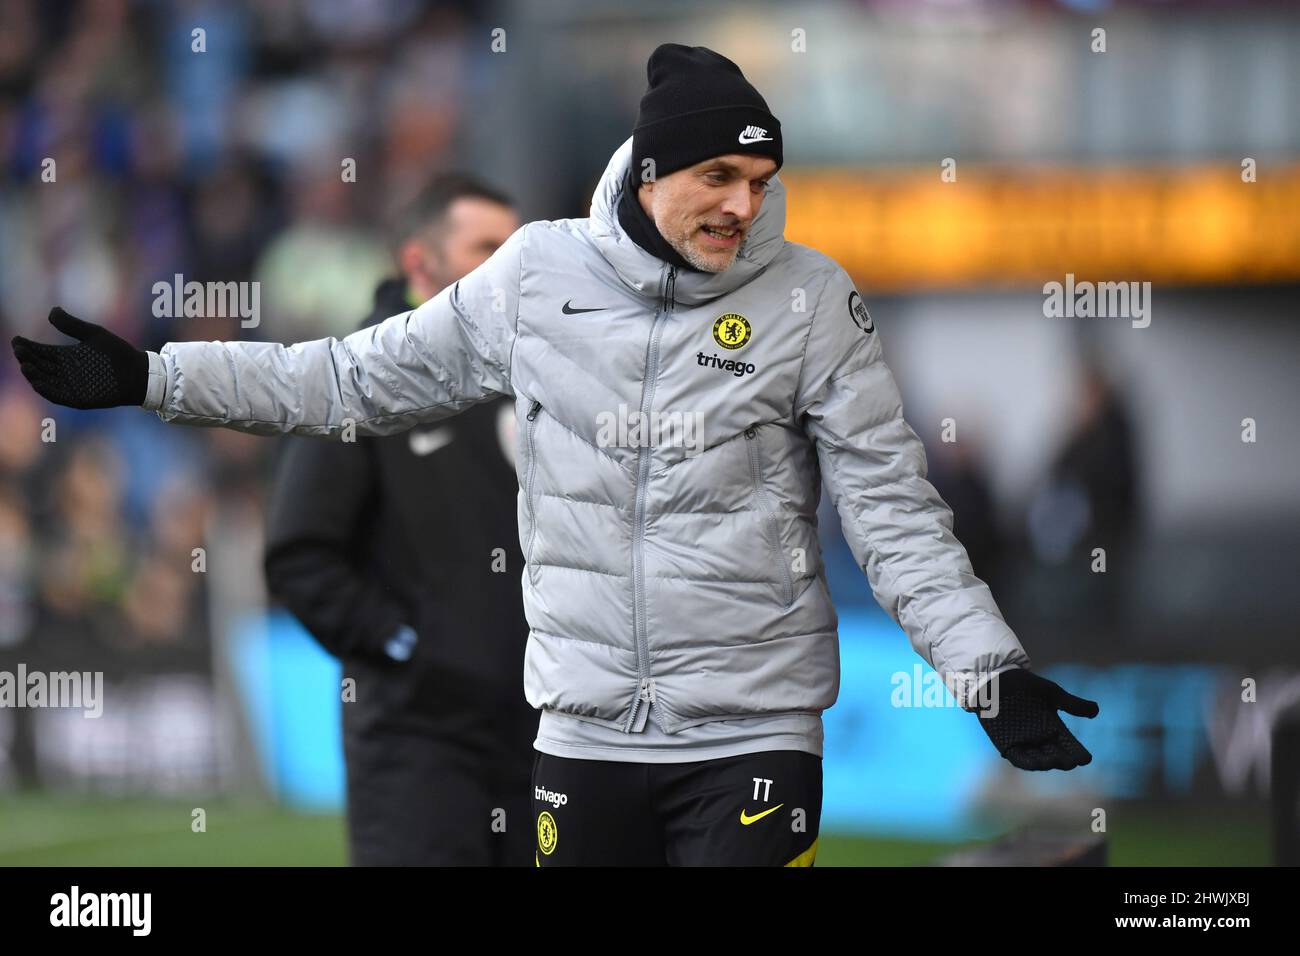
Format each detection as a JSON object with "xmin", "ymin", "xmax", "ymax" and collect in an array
[{"xmin": 1, "ymin": 0, "xmax": 1297, "ymax": 865}]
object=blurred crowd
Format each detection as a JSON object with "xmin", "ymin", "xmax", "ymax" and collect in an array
[{"xmin": 0, "ymin": 0, "xmax": 492, "ymax": 668}]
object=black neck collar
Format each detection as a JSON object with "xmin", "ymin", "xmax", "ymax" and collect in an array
[{"xmin": 616, "ymin": 169, "xmax": 700, "ymax": 273}]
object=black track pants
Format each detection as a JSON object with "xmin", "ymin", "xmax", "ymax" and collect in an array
[{"xmin": 531, "ymin": 749, "xmax": 822, "ymax": 866}]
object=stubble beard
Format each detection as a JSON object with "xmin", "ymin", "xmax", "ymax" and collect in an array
[{"xmin": 665, "ymin": 224, "xmax": 741, "ymax": 273}]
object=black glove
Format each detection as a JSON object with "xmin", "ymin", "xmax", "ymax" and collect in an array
[
  {"xmin": 11, "ymin": 307, "xmax": 149, "ymax": 409},
  {"xmin": 972, "ymin": 668, "xmax": 1099, "ymax": 771}
]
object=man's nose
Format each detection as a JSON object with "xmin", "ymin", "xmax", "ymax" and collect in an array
[{"xmin": 718, "ymin": 182, "xmax": 753, "ymax": 223}]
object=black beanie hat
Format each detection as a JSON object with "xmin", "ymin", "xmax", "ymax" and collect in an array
[{"xmin": 630, "ymin": 44, "xmax": 782, "ymax": 186}]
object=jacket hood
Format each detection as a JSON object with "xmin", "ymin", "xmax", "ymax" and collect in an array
[{"xmin": 589, "ymin": 136, "xmax": 787, "ymax": 307}]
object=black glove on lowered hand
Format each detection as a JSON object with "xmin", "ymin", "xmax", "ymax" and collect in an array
[
  {"xmin": 11, "ymin": 307, "xmax": 149, "ymax": 409},
  {"xmin": 973, "ymin": 667, "xmax": 1099, "ymax": 771}
]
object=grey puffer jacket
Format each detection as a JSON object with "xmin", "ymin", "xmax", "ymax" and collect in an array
[{"xmin": 144, "ymin": 136, "xmax": 1030, "ymax": 733}]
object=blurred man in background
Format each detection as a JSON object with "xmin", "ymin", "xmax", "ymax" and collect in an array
[{"xmin": 262, "ymin": 174, "xmax": 535, "ymax": 866}]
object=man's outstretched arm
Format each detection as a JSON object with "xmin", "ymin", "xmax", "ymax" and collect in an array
[
  {"xmin": 796, "ymin": 262, "xmax": 1099, "ymax": 771},
  {"xmin": 12, "ymin": 224, "xmax": 528, "ymax": 438}
]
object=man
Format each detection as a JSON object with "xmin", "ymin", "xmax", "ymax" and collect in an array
[
  {"xmin": 262, "ymin": 174, "xmax": 536, "ymax": 866},
  {"xmin": 12, "ymin": 44, "xmax": 1098, "ymax": 867}
]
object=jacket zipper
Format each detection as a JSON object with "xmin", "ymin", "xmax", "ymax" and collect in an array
[
  {"xmin": 745, "ymin": 425, "xmax": 795, "ymax": 609},
  {"xmin": 627, "ymin": 265, "xmax": 674, "ymax": 732},
  {"xmin": 524, "ymin": 399, "xmax": 542, "ymax": 581}
]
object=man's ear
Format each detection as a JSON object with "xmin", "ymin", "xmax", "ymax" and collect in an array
[
  {"xmin": 397, "ymin": 238, "xmax": 424, "ymax": 277},
  {"xmin": 636, "ymin": 182, "xmax": 656, "ymax": 218},
  {"xmin": 399, "ymin": 236, "xmax": 445, "ymax": 297}
]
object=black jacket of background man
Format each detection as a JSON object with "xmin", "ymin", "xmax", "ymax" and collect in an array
[{"xmin": 263, "ymin": 277, "xmax": 538, "ymax": 866}]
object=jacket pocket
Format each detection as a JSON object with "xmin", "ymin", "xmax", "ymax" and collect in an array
[
  {"xmin": 523, "ymin": 399, "xmax": 543, "ymax": 582},
  {"xmin": 744, "ymin": 425, "xmax": 795, "ymax": 609}
]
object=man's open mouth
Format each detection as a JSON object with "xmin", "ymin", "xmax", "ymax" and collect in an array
[{"xmin": 700, "ymin": 225, "xmax": 741, "ymax": 246}]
